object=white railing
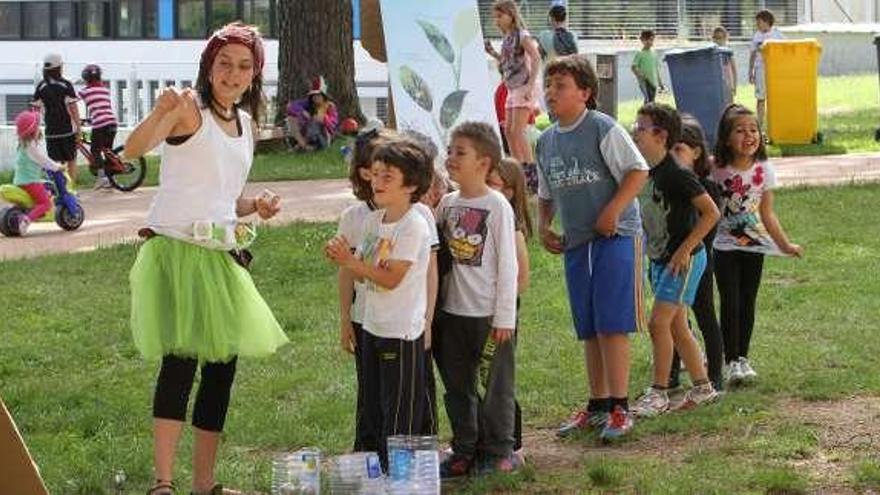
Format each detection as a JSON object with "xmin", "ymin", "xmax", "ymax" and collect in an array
[
  {"xmin": 477, "ymin": 0, "xmax": 801, "ymax": 41},
  {"xmin": 0, "ymin": 61, "xmax": 286, "ymax": 127}
]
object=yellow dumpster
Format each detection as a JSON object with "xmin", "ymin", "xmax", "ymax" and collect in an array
[{"xmin": 761, "ymin": 39, "xmax": 822, "ymax": 144}]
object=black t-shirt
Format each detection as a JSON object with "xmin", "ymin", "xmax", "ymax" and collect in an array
[
  {"xmin": 641, "ymin": 154, "xmax": 707, "ymax": 262},
  {"xmin": 33, "ymin": 77, "xmax": 78, "ymax": 138}
]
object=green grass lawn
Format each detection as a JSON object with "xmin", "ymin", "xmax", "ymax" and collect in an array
[
  {"xmin": 618, "ymin": 73, "xmax": 880, "ymax": 157},
  {"xmin": 2, "ymin": 184, "xmax": 879, "ymax": 493}
]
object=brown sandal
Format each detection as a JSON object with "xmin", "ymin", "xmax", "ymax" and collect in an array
[{"xmin": 147, "ymin": 479, "xmax": 175, "ymax": 494}]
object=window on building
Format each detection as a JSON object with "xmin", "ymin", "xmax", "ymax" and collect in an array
[
  {"xmin": 118, "ymin": 0, "xmax": 158, "ymax": 38},
  {"xmin": 178, "ymin": 0, "xmax": 207, "ymax": 38},
  {"xmin": 0, "ymin": 3, "xmax": 21, "ymax": 39},
  {"xmin": 211, "ymin": 0, "xmax": 238, "ymax": 31},
  {"xmin": 243, "ymin": 0, "xmax": 272, "ymax": 37},
  {"xmin": 52, "ymin": 2, "xmax": 77, "ymax": 39},
  {"xmin": 83, "ymin": 1, "xmax": 111, "ymax": 38},
  {"xmin": 144, "ymin": 0, "xmax": 158, "ymax": 37},
  {"xmin": 6, "ymin": 95, "xmax": 34, "ymax": 124},
  {"xmin": 118, "ymin": 0, "xmax": 143, "ymax": 37},
  {"xmin": 23, "ymin": 2, "xmax": 51, "ymax": 39},
  {"xmin": 376, "ymin": 97, "xmax": 388, "ymax": 124}
]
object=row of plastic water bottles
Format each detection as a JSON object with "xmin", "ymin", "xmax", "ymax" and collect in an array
[
  {"xmin": 271, "ymin": 449, "xmax": 321, "ymax": 495},
  {"xmin": 271, "ymin": 435, "xmax": 440, "ymax": 494},
  {"xmin": 386, "ymin": 436, "xmax": 439, "ymax": 494}
]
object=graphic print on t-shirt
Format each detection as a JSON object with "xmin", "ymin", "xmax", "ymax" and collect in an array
[
  {"xmin": 544, "ymin": 155, "xmax": 606, "ymax": 190},
  {"xmin": 715, "ymin": 164, "xmax": 776, "ymax": 252},
  {"xmin": 444, "ymin": 206, "xmax": 489, "ymax": 266},
  {"xmin": 640, "ymin": 181, "xmax": 672, "ymax": 260},
  {"xmin": 360, "ymin": 231, "xmax": 394, "ymax": 292}
]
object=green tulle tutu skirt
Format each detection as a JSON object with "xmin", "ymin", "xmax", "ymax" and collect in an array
[{"xmin": 130, "ymin": 236, "xmax": 289, "ymax": 362}]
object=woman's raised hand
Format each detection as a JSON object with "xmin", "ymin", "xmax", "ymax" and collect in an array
[{"xmin": 155, "ymin": 87, "xmax": 196, "ymax": 117}]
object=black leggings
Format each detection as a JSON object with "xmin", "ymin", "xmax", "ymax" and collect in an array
[
  {"xmin": 152, "ymin": 355, "xmax": 238, "ymax": 432},
  {"xmin": 714, "ymin": 250, "xmax": 765, "ymax": 363},
  {"xmin": 670, "ymin": 249, "xmax": 724, "ymax": 388}
]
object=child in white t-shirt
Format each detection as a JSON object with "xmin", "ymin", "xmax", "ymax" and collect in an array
[
  {"xmin": 749, "ymin": 9, "xmax": 784, "ymax": 126},
  {"xmin": 335, "ymin": 127, "xmax": 389, "ymax": 451},
  {"xmin": 435, "ymin": 122, "xmax": 519, "ymax": 477},
  {"xmin": 326, "ymin": 137, "xmax": 435, "ymax": 471}
]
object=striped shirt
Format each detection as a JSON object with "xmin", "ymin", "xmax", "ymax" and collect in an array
[{"xmin": 78, "ymin": 84, "xmax": 117, "ymax": 129}]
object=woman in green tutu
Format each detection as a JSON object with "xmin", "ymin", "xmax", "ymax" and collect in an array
[{"xmin": 124, "ymin": 22, "xmax": 288, "ymax": 495}]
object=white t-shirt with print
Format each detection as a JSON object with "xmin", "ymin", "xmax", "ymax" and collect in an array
[
  {"xmin": 337, "ymin": 202, "xmax": 374, "ymax": 324},
  {"xmin": 358, "ymin": 206, "xmax": 431, "ymax": 341},
  {"xmin": 712, "ymin": 161, "xmax": 782, "ymax": 255},
  {"xmin": 413, "ymin": 202, "xmax": 440, "ymax": 249},
  {"xmin": 436, "ymin": 189, "xmax": 518, "ymax": 329},
  {"xmin": 339, "ymin": 202, "xmax": 438, "ymax": 324}
]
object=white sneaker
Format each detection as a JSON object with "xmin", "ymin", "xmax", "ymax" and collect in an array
[
  {"xmin": 673, "ymin": 383, "xmax": 719, "ymax": 411},
  {"xmin": 726, "ymin": 360, "xmax": 745, "ymax": 386},
  {"xmin": 93, "ymin": 177, "xmax": 112, "ymax": 190},
  {"xmin": 632, "ymin": 387, "xmax": 670, "ymax": 418},
  {"xmin": 16, "ymin": 216, "xmax": 30, "ymax": 235},
  {"xmin": 738, "ymin": 357, "xmax": 758, "ymax": 380}
]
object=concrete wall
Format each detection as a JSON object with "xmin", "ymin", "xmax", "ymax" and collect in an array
[
  {"xmin": 585, "ymin": 23, "xmax": 880, "ymax": 108},
  {"xmin": 780, "ymin": 23, "xmax": 880, "ymax": 76},
  {"xmin": 803, "ymin": 0, "xmax": 880, "ymax": 23},
  {"xmin": 579, "ymin": 41, "xmax": 752, "ymax": 104}
]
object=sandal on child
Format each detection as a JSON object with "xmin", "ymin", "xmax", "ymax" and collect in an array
[{"xmin": 147, "ymin": 479, "xmax": 176, "ymax": 494}]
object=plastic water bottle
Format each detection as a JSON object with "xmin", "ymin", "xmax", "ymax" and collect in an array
[
  {"xmin": 272, "ymin": 449, "xmax": 321, "ymax": 495},
  {"xmin": 385, "ymin": 436, "xmax": 439, "ymax": 495},
  {"xmin": 271, "ymin": 452, "xmax": 293, "ymax": 495},
  {"xmin": 327, "ymin": 452, "xmax": 384, "ymax": 494}
]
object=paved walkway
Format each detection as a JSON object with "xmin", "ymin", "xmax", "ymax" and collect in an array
[
  {"xmin": 2, "ymin": 152, "xmax": 879, "ymax": 261},
  {"xmin": 0, "ymin": 179, "xmax": 355, "ymax": 261}
]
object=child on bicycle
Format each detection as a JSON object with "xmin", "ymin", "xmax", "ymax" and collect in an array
[
  {"xmin": 79, "ymin": 64, "xmax": 118, "ymax": 190},
  {"xmin": 12, "ymin": 110, "xmax": 64, "ymax": 235},
  {"xmin": 33, "ymin": 53, "xmax": 80, "ymax": 186}
]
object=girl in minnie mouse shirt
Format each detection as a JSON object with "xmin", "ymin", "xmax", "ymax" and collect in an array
[{"xmin": 711, "ymin": 104, "xmax": 803, "ymax": 388}]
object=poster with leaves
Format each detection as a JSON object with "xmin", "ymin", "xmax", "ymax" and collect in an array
[{"xmin": 379, "ymin": 0, "xmax": 498, "ymax": 154}]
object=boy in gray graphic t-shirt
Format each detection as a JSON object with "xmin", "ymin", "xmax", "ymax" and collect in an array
[{"xmin": 536, "ymin": 55, "xmax": 649, "ymax": 442}]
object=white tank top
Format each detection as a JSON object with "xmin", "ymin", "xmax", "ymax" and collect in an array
[{"xmin": 147, "ymin": 105, "xmax": 254, "ymax": 249}]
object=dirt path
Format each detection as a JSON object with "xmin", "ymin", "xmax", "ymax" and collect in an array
[{"xmin": 509, "ymin": 396, "xmax": 880, "ymax": 493}]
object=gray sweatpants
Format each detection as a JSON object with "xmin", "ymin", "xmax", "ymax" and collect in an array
[{"xmin": 435, "ymin": 311, "xmax": 516, "ymax": 458}]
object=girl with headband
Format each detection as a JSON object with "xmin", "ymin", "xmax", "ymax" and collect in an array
[{"xmin": 124, "ymin": 22, "xmax": 287, "ymax": 495}]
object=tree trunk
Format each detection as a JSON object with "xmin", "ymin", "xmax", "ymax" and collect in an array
[{"xmin": 276, "ymin": 0, "xmax": 365, "ymax": 125}]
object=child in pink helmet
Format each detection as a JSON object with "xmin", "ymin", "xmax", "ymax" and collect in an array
[{"xmin": 12, "ymin": 110, "xmax": 63, "ymax": 235}]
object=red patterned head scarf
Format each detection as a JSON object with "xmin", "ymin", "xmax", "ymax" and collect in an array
[{"xmin": 200, "ymin": 22, "xmax": 265, "ymax": 76}]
